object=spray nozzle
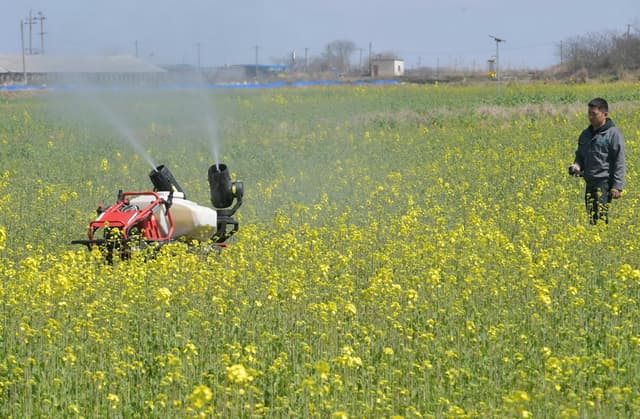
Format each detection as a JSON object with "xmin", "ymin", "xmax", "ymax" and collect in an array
[
  {"xmin": 149, "ymin": 165, "xmax": 185, "ymax": 198},
  {"xmin": 208, "ymin": 163, "xmax": 243, "ymax": 214}
]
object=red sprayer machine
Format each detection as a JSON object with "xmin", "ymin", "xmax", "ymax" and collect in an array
[{"xmin": 72, "ymin": 163, "xmax": 243, "ymax": 261}]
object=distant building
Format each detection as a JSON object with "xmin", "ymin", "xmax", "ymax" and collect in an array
[
  {"xmin": 0, "ymin": 54, "xmax": 166, "ymax": 85},
  {"xmin": 371, "ymin": 58, "xmax": 405, "ymax": 78},
  {"xmin": 233, "ymin": 64, "xmax": 287, "ymax": 78}
]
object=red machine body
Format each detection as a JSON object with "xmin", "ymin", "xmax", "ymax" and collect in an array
[
  {"xmin": 72, "ymin": 191, "xmax": 177, "ymax": 261},
  {"xmin": 88, "ymin": 191, "xmax": 174, "ymax": 243}
]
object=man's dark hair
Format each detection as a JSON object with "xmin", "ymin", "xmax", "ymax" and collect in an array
[{"xmin": 588, "ymin": 97, "xmax": 609, "ymax": 113}]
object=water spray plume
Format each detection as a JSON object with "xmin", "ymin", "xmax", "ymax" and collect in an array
[
  {"xmin": 208, "ymin": 123, "xmax": 220, "ymax": 167},
  {"xmin": 97, "ymin": 103, "xmax": 158, "ymax": 170},
  {"xmin": 188, "ymin": 76, "xmax": 222, "ymax": 168},
  {"xmin": 76, "ymin": 89, "xmax": 158, "ymax": 170}
]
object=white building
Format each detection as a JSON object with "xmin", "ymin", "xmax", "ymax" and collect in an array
[{"xmin": 371, "ymin": 58, "xmax": 405, "ymax": 77}]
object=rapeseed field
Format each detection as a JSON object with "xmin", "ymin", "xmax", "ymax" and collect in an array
[{"xmin": 1, "ymin": 82, "xmax": 640, "ymax": 417}]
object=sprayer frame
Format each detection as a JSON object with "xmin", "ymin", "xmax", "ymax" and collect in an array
[{"xmin": 72, "ymin": 191, "xmax": 175, "ymax": 259}]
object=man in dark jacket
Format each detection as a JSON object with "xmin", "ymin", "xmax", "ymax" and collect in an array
[{"xmin": 568, "ymin": 97, "xmax": 626, "ymax": 224}]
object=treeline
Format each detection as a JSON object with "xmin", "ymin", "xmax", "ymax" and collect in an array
[{"xmin": 559, "ymin": 28, "xmax": 640, "ymax": 76}]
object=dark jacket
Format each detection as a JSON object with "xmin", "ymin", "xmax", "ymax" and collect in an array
[{"xmin": 574, "ymin": 118, "xmax": 626, "ymax": 190}]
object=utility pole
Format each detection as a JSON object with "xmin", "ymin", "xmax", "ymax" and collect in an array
[
  {"xmin": 35, "ymin": 11, "xmax": 46, "ymax": 55},
  {"xmin": 254, "ymin": 45, "xmax": 259, "ymax": 79},
  {"xmin": 368, "ymin": 42, "xmax": 372, "ymax": 77},
  {"xmin": 304, "ymin": 47, "xmax": 309, "ymax": 72},
  {"xmin": 27, "ymin": 9, "xmax": 37, "ymax": 55},
  {"xmin": 489, "ymin": 35, "xmax": 505, "ymax": 93},
  {"xmin": 20, "ymin": 19, "xmax": 27, "ymax": 84},
  {"xmin": 28, "ymin": 10, "xmax": 33, "ymax": 54},
  {"xmin": 196, "ymin": 42, "xmax": 201, "ymax": 71}
]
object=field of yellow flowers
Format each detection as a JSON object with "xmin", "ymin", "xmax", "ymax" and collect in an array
[{"xmin": 1, "ymin": 82, "xmax": 640, "ymax": 417}]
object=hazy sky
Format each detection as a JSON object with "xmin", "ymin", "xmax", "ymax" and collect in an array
[{"xmin": 1, "ymin": 0, "xmax": 638, "ymax": 70}]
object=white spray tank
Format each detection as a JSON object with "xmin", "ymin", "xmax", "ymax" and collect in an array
[{"xmin": 141, "ymin": 164, "xmax": 243, "ymax": 243}]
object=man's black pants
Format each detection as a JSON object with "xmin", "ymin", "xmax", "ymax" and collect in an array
[{"xmin": 585, "ymin": 179, "xmax": 612, "ymax": 224}]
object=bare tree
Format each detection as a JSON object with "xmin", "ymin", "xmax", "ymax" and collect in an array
[
  {"xmin": 322, "ymin": 39, "xmax": 357, "ymax": 74},
  {"xmin": 557, "ymin": 28, "xmax": 640, "ymax": 76},
  {"xmin": 610, "ymin": 30, "xmax": 640, "ymax": 72}
]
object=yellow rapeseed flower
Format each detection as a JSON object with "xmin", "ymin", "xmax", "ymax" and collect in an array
[
  {"xmin": 188, "ymin": 384, "xmax": 213, "ymax": 409},
  {"xmin": 227, "ymin": 364, "xmax": 253, "ymax": 384},
  {"xmin": 106, "ymin": 393, "xmax": 120, "ymax": 408}
]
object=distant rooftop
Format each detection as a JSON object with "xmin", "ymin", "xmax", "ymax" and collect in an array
[
  {"xmin": 0, "ymin": 55, "xmax": 166, "ymax": 74},
  {"xmin": 371, "ymin": 57, "xmax": 404, "ymax": 62}
]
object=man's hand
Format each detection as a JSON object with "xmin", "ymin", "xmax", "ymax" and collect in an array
[
  {"xmin": 568, "ymin": 164, "xmax": 582, "ymax": 176},
  {"xmin": 611, "ymin": 189, "xmax": 622, "ymax": 199}
]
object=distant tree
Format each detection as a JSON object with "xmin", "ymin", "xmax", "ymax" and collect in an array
[
  {"xmin": 610, "ymin": 30, "xmax": 640, "ymax": 72},
  {"xmin": 557, "ymin": 27, "xmax": 640, "ymax": 76},
  {"xmin": 567, "ymin": 32, "xmax": 613, "ymax": 72},
  {"xmin": 308, "ymin": 56, "xmax": 328, "ymax": 73},
  {"xmin": 321, "ymin": 39, "xmax": 357, "ymax": 74}
]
